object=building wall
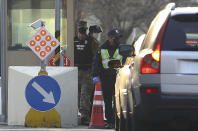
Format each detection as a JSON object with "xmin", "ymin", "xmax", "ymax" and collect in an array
[{"xmin": 6, "ymin": 0, "xmax": 74, "ymax": 67}]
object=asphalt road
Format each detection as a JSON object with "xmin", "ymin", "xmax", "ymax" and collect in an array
[
  {"xmin": 0, "ymin": 125, "xmax": 114, "ymax": 131},
  {"xmin": 0, "ymin": 120, "xmax": 198, "ymax": 131},
  {"xmin": 136, "ymin": 120, "xmax": 198, "ymax": 131},
  {"xmin": 0, "ymin": 124, "xmax": 197, "ymax": 131}
]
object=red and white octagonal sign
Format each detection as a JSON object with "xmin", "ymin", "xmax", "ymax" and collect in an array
[{"xmin": 26, "ymin": 27, "xmax": 60, "ymax": 60}]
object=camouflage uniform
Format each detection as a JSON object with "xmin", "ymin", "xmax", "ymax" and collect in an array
[
  {"xmin": 74, "ymin": 30, "xmax": 99, "ymax": 125},
  {"xmin": 75, "ymin": 21, "xmax": 101, "ymax": 124},
  {"xmin": 78, "ymin": 69, "xmax": 93, "ymax": 122},
  {"xmin": 78, "ymin": 37, "xmax": 99, "ymax": 123}
]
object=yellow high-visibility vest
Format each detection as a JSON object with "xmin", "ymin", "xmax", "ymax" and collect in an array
[{"xmin": 101, "ymin": 49, "xmax": 123, "ymax": 69}]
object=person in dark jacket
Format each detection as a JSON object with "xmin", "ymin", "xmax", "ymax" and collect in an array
[
  {"xmin": 92, "ymin": 29, "xmax": 123, "ymax": 129},
  {"xmin": 74, "ymin": 21, "xmax": 101, "ymax": 125}
]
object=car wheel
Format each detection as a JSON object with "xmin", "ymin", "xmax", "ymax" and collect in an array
[
  {"xmin": 115, "ymin": 90, "xmax": 138, "ymax": 131},
  {"xmin": 126, "ymin": 103, "xmax": 136, "ymax": 131},
  {"xmin": 115, "ymin": 109, "xmax": 120, "ymax": 131},
  {"xmin": 115, "ymin": 107, "xmax": 140, "ymax": 131},
  {"xmin": 115, "ymin": 107, "xmax": 126, "ymax": 131},
  {"xmin": 125, "ymin": 90, "xmax": 142, "ymax": 131}
]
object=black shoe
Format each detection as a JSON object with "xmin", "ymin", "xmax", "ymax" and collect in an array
[
  {"xmin": 105, "ymin": 123, "xmax": 114, "ymax": 129},
  {"xmin": 81, "ymin": 120, "xmax": 89, "ymax": 125},
  {"xmin": 80, "ymin": 117, "xmax": 90, "ymax": 126}
]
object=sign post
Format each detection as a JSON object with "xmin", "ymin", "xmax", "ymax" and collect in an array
[
  {"xmin": 55, "ymin": 0, "xmax": 61, "ymax": 66},
  {"xmin": 40, "ymin": 59, "xmax": 48, "ymax": 75}
]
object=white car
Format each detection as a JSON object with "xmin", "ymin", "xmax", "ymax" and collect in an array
[{"xmin": 115, "ymin": 3, "xmax": 198, "ymax": 131}]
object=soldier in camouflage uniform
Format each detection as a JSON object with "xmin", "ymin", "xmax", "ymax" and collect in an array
[{"xmin": 74, "ymin": 21, "xmax": 102, "ymax": 125}]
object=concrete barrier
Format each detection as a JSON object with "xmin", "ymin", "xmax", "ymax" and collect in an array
[{"xmin": 8, "ymin": 66, "xmax": 78, "ymax": 127}]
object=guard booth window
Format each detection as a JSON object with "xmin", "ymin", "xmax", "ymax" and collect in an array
[{"xmin": 8, "ymin": 0, "xmax": 67, "ymax": 50}]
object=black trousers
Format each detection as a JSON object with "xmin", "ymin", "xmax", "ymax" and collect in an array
[{"xmin": 100, "ymin": 75, "xmax": 116, "ymax": 124}]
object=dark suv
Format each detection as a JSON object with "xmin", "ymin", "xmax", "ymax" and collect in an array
[{"xmin": 115, "ymin": 3, "xmax": 198, "ymax": 131}]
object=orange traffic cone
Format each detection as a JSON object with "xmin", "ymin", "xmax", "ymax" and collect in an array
[{"xmin": 89, "ymin": 82, "xmax": 105, "ymax": 129}]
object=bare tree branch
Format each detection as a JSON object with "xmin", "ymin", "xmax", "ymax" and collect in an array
[{"xmin": 76, "ymin": 0, "xmax": 198, "ymax": 43}]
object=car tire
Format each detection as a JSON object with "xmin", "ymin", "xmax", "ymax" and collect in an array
[
  {"xmin": 115, "ymin": 110, "xmax": 119, "ymax": 131},
  {"xmin": 115, "ymin": 113, "xmax": 119, "ymax": 131},
  {"xmin": 115, "ymin": 108, "xmax": 126, "ymax": 131},
  {"xmin": 128, "ymin": 91, "xmax": 145, "ymax": 131},
  {"xmin": 115, "ymin": 103, "xmax": 139, "ymax": 131},
  {"xmin": 126, "ymin": 102, "xmax": 137, "ymax": 131},
  {"xmin": 115, "ymin": 88, "xmax": 138, "ymax": 131}
]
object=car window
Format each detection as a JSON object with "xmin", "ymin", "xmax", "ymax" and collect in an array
[
  {"xmin": 141, "ymin": 10, "xmax": 170, "ymax": 50},
  {"xmin": 134, "ymin": 34, "xmax": 145, "ymax": 55},
  {"xmin": 140, "ymin": 15, "xmax": 159, "ymax": 50},
  {"xmin": 162, "ymin": 14, "xmax": 198, "ymax": 51}
]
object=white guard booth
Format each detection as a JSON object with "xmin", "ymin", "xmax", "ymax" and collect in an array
[{"xmin": 7, "ymin": 66, "xmax": 78, "ymax": 127}]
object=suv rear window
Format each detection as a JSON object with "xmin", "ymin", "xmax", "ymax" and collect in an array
[{"xmin": 162, "ymin": 14, "xmax": 198, "ymax": 51}]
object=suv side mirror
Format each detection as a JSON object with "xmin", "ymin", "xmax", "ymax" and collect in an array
[{"xmin": 119, "ymin": 44, "xmax": 134, "ymax": 57}]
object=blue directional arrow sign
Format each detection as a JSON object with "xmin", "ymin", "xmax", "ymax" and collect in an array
[{"xmin": 25, "ymin": 75, "xmax": 61, "ymax": 111}]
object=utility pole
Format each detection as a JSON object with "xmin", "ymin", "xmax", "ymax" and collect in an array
[
  {"xmin": 1, "ymin": 0, "xmax": 7, "ymax": 122},
  {"xmin": 55, "ymin": 0, "xmax": 62, "ymax": 66}
]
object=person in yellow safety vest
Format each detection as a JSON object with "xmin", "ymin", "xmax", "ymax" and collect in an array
[{"xmin": 92, "ymin": 29, "xmax": 123, "ymax": 129}]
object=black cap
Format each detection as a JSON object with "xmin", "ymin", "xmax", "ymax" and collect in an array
[
  {"xmin": 78, "ymin": 20, "xmax": 87, "ymax": 28},
  {"xmin": 89, "ymin": 25, "xmax": 102, "ymax": 33},
  {"xmin": 108, "ymin": 29, "xmax": 121, "ymax": 38},
  {"xmin": 78, "ymin": 21, "xmax": 88, "ymax": 34}
]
